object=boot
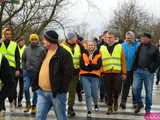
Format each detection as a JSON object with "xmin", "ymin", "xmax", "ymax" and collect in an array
[
  {"xmin": 106, "ymin": 106, "xmax": 113, "ymax": 115},
  {"xmin": 114, "ymin": 102, "xmax": 118, "ymax": 111},
  {"xmin": 113, "ymin": 98, "xmax": 118, "ymax": 111},
  {"xmin": 120, "ymin": 102, "xmax": 126, "ymax": 109},
  {"xmin": 18, "ymin": 101, "xmax": 22, "ymax": 107},
  {"xmin": 31, "ymin": 105, "xmax": 36, "ymax": 115},
  {"xmin": 77, "ymin": 92, "xmax": 83, "ymax": 102},
  {"xmin": 68, "ymin": 107, "xmax": 76, "ymax": 117},
  {"xmin": 24, "ymin": 102, "xmax": 31, "ymax": 112}
]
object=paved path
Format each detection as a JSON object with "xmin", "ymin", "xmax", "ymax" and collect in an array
[{"xmin": 1, "ymin": 79, "xmax": 160, "ymax": 120}]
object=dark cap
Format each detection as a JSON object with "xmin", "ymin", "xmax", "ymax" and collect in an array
[
  {"xmin": 142, "ymin": 32, "xmax": 152, "ymax": 39},
  {"xmin": 44, "ymin": 30, "xmax": 59, "ymax": 44},
  {"xmin": 67, "ymin": 32, "xmax": 77, "ymax": 40}
]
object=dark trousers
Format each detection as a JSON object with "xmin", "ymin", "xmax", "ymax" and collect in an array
[
  {"xmin": 8, "ymin": 68, "xmax": 17, "ymax": 104},
  {"xmin": 17, "ymin": 74, "xmax": 24, "ymax": 103},
  {"xmin": 0, "ymin": 76, "xmax": 14, "ymax": 110},
  {"xmin": 121, "ymin": 71, "xmax": 133, "ymax": 103},
  {"xmin": 103, "ymin": 74, "xmax": 122, "ymax": 107},
  {"xmin": 68, "ymin": 71, "xmax": 79, "ymax": 108},
  {"xmin": 156, "ymin": 67, "xmax": 160, "ymax": 84},
  {"xmin": 100, "ymin": 76, "xmax": 105, "ymax": 100},
  {"xmin": 76, "ymin": 80, "xmax": 82, "ymax": 99}
]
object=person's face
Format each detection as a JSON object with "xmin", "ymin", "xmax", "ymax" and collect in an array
[
  {"xmin": 68, "ymin": 36, "xmax": 77, "ymax": 45},
  {"xmin": 103, "ymin": 33, "xmax": 108, "ymax": 43},
  {"xmin": 42, "ymin": 37, "xmax": 52, "ymax": 49},
  {"xmin": 104, "ymin": 33, "xmax": 115, "ymax": 44},
  {"xmin": 4, "ymin": 30, "xmax": 12, "ymax": 41},
  {"xmin": 31, "ymin": 38, "xmax": 38, "ymax": 43},
  {"xmin": 18, "ymin": 40, "xmax": 25, "ymax": 47},
  {"xmin": 141, "ymin": 36, "xmax": 151, "ymax": 44},
  {"xmin": 87, "ymin": 41, "xmax": 96, "ymax": 51},
  {"xmin": 125, "ymin": 34, "xmax": 134, "ymax": 42}
]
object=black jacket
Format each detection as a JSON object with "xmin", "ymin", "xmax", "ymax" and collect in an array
[
  {"xmin": 133, "ymin": 43, "xmax": 160, "ymax": 73},
  {"xmin": 0, "ymin": 55, "xmax": 13, "ymax": 101},
  {"xmin": 34, "ymin": 46, "xmax": 74, "ymax": 97},
  {"xmin": 0, "ymin": 56, "xmax": 12, "ymax": 84}
]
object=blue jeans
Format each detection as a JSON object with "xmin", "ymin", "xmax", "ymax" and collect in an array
[
  {"xmin": 36, "ymin": 89, "xmax": 67, "ymax": 120},
  {"xmin": 133, "ymin": 68, "xmax": 154, "ymax": 112},
  {"xmin": 81, "ymin": 76, "xmax": 99, "ymax": 112},
  {"xmin": 23, "ymin": 70, "xmax": 37, "ymax": 105}
]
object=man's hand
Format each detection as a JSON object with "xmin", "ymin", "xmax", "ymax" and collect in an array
[
  {"xmin": 122, "ymin": 74, "xmax": 127, "ymax": 80},
  {"xmin": 15, "ymin": 70, "xmax": 20, "ymax": 77}
]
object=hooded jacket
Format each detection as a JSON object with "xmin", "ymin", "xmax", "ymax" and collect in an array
[{"xmin": 22, "ymin": 43, "xmax": 46, "ymax": 74}]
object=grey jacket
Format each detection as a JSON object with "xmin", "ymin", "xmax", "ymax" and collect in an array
[{"xmin": 22, "ymin": 43, "xmax": 46, "ymax": 73}]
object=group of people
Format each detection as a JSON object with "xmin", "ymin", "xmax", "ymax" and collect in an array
[{"xmin": 0, "ymin": 26, "xmax": 159, "ymax": 120}]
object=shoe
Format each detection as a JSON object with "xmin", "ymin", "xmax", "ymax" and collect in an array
[
  {"xmin": 156, "ymin": 81, "xmax": 159, "ymax": 85},
  {"xmin": 0, "ymin": 103, "xmax": 5, "ymax": 116},
  {"xmin": 106, "ymin": 107, "xmax": 113, "ymax": 115},
  {"xmin": 24, "ymin": 103, "xmax": 31, "ymax": 112},
  {"xmin": 17, "ymin": 101, "xmax": 22, "ymax": 107},
  {"xmin": 68, "ymin": 107, "xmax": 76, "ymax": 117},
  {"xmin": 145, "ymin": 107, "xmax": 151, "ymax": 113},
  {"xmin": 94, "ymin": 105, "xmax": 99, "ymax": 112},
  {"xmin": 9, "ymin": 102, "xmax": 15, "ymax": 112},
  {"xmin": 114, "ymin": 102, "xmax": 118, "ymax": 111},
  {"xmin": 87, "ymin": 111, "xmax": 92, "ymax": 118},
  {"xmin": 31, "ymin": 105, "xmax": 36, "ymax": 115},
  {"xmin": 134, "ymin": 105, "xmax": 143, "ymax": 114},
  {"xmin": 78, "ymin": 93, "xmax": 83, "ymax": 102},
  {"xmin": 120, "ymin": 102, "xmax": 126, "ymax": 109}
]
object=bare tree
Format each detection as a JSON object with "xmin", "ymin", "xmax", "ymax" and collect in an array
[
  {"xmin": 0, "ymin": 0, "xmax": 69, "ymax": 39},
  {"xmin": 106, "ymin": 0, "xmax": 152, "ymax": 39}
]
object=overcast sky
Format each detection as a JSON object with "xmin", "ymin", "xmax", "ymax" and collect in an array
[{"xmin": 64, "ymin": 0, "xmax": 160, "ymax": 36}]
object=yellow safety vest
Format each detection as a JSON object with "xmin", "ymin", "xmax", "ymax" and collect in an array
[
  {"xmin": 62, "ymin": 43, "xmax": 81, "ymax": 69},
  {"xmin": 0, "ymin": 41, "xmax": 17, "ymax": 68},
  {"xmin": 18, "ymin": 45, "xmax": 26, "ymax": 59},
  {"xmin": 100, "ymin": 44, "xmax": 122, "ymax": 72},
  {"xmin": 18, "ymin": 45, "xmax": 26, "ymax": 68}
]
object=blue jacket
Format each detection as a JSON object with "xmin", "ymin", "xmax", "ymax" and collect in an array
[{"xmin": 122, "ymin": 40, "xmax": 140, "ymax": 71}]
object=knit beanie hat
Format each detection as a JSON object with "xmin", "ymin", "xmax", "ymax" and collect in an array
[
  {"xmin": 29, "ymin": 34, "xmax": 39, "ymax": 42},
  {"xmin": 44, "ymin": 30, "xmax": 59, "ymax": 43}
]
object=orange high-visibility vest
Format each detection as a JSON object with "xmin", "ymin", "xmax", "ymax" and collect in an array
[{"xmin": 80, "ymin": 53, "xmax": 101, "ymax": 77}]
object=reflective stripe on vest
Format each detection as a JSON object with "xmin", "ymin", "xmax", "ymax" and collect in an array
[
  {"xmin": 62, "ymin": 43, "xmax": 81, "ymax": 69},
  {"xmin": 100, "ymin": 44, "xmax": 122, "ymax": 72},
  {"xmin": 0, "ymin": 41, "xmax": 17, "ymax": 68},
  {"xmin": 80, "ymin": 53, "xmax": 101, "ymax": 76}
]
